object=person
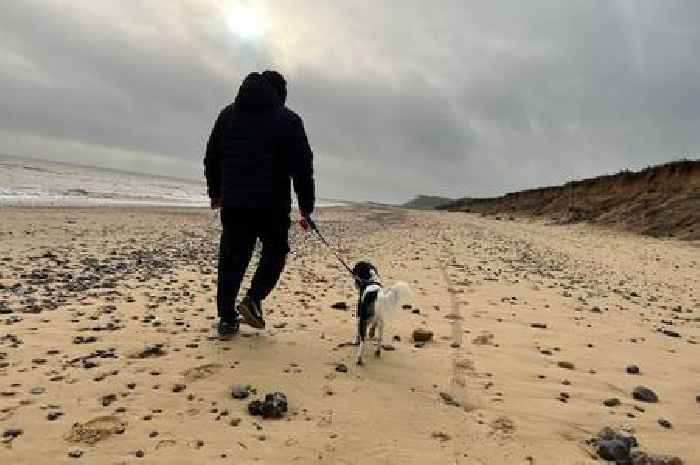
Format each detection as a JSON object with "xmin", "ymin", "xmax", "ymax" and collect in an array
[{"xmin": 204, "ymin": 70, "xmax": 315, "ymax": 336}]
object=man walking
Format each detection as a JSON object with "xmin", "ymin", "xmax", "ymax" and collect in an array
[{"xmin": 204, "ymin": 70, "xmax": 315, "ymax": 335}]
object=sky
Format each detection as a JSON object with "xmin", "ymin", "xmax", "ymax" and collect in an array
[{"xmin": 1, "ymin": 0, "xmax": 699, "ymax": 203}]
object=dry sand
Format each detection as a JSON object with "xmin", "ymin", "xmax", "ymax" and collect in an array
[{"xmin": 0, "ymin": 205, "xmax": 698, "ymax": 464}]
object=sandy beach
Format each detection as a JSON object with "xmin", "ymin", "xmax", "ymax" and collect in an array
[{"xmin": 0, "ymin": 204, "xmax": 698, "ymax": 465}]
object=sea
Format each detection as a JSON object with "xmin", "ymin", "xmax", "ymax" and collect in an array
[{"xmin": 0, "ymin": 154, "xmax": 340, "ymax": 208}]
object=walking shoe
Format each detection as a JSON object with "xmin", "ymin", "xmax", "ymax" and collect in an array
[
  {"xmin": 237, "ymin": 296, "xmax": 265, "ymax": 329},
  {"xmin": 217, "ymin": 317, "xmax": 240, "ymax": 336}
]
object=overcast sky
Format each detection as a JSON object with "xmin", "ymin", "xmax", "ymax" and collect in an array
[{"xmin": 1, "ymin": 1, "xmax": 699, "ymax": 202}]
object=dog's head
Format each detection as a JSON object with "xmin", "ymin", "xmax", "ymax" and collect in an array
[{"xmin": 352, "ymin": 261, "xmax": 380, "ymax": 289}]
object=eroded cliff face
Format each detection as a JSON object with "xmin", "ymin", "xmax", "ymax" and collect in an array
[{"xmin": 441, "ymin": 160, "xmax": 700, "ymax": 240}]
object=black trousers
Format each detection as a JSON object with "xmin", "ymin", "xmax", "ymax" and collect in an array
[{"xmin": 217, "ymin": 207, "xmax": 290, "ymax": 321}]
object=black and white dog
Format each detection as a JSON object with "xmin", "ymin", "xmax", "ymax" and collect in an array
[{"xmin": 352, "ymin": 261, "xmax": 411, "ymax": 365}]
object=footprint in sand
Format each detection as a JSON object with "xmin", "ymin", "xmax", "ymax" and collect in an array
[
  {"xmin": 182, "ymin": 363, "xmax": 222, "ymax": 382},
  {"xmin": 489, "ymin": 416, "xmax": 515, "ymax": 437},
  {"xmin": 472, "ymin": 332, "xmax": 495, "ymax": 345},
  {"xmin": 64, "ymin": 416, "xmax": 127, "ymax": 445}
]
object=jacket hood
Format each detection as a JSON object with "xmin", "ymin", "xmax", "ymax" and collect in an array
[{"xmin": 234, "ymin": 72, "xmax": 283, "ymax": 113}]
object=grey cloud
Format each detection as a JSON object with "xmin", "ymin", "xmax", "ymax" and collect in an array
[{"xmin": 1, "ymin": 0, "xmax": 699, "ymax": 203}]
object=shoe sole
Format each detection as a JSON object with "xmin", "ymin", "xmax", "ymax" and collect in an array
[{"xmin": 237, "ymin": 301, "xmax": 265, "ymax": 329}]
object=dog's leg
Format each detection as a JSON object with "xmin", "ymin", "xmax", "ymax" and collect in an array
[
  {"xmin": 356, "ymin": 339, "xmax": 364, "ymax": 365},
  {"xmin": 374, "ymin": 321, "xmax": 383, "ymax": 358},
  {"xmin": 354, "ymin": 315, "xmax": 361, "ymax": 346}
]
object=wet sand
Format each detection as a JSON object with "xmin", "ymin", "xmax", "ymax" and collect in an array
[{"xmin": 0, "ymin": 205, "xmax": 698, "ymax": 464}]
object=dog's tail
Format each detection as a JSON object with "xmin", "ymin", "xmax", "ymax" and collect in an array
[{"xmin": 382, "ymin": 282, "xmax": 412, "ymax": 315}]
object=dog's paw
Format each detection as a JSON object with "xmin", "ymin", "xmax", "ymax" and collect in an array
[{"xmin": 374, "ymin": 349, "xmax": 381, "ymax": 358}]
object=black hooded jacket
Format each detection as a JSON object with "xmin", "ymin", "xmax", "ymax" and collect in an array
[{"xmin": 204, "ymin": 73, "xmax": 315, "ymax": 214}]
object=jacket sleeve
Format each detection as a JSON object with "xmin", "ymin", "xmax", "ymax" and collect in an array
[
  {"xmin": 204, "ymin": 111, "xmax": 225, "ymax": 199},
  {"xmin": 289, "ymin": 115, "xmax": 315, "ymax": 215}
]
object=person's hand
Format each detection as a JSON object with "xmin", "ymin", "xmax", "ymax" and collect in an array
[
  {"xmin": 210, "ymin": 198, "xmax": 222, "ymax": 210},
  {"xmin": 299, "ymin": 212, "xmax": 315, "ymax": 232}
]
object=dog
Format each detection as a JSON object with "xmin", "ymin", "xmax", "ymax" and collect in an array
[{"xmin": 351, "ymin": 261, "xmax": 411, "ymax": 365}]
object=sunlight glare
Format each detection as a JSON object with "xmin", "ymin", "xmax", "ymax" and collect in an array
[{"xmin": 226, "ymin": 4, "xmax": 266, "ymax": 40}]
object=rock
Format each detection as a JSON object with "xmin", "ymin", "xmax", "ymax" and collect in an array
[
  {"xmin": 30, "ymin": 387, "xmax": 45, "ymax": 395},
  {"xmin": 172, "ymin": 384, "xmax": 186, "ymax": 393},
  {"xmin": 593, "ymin": 428, "xmax": 638, "ymax": 463},
  {"xmin": 47, "ymin": 411, "xmax": 63, "ymax": 421},
  {"xmin": 631, "ymin": 451, "xmax": 684, "ymax": 465},
  {"xmin": 431, "ymin": 431, "xmax": 451, "ymax": 441},
  {"xmin": 557, "ymin": 361, "xmax": 575, "ymax": 370},
  {"xmin": 231, "ymin": 384, "xmax": 251, "ymax": 400},
  {"xmin": 331, "ymin": 302, "xmax": 348, "ymax": 311},
  {"xmin": 530, "ymin": 323, "xmax": 547, "ymax": 329},
  {"xmin": 335, "ymin": 363, "xmax": 348, "ymax": 373},
  {"xmin": 101, "ymin": 394, "xmax": 117, "ymax": 407},
  {"xmin": 662, "ymin": 329, "xmax": 680, "ymax": 338},
  {"xmin": 412, "ymin": 328, "xmax": 433, "ymax": 343},
  {"xmin": 597, "ymin": 438, "xmax": 632, "ymax": 463},
  {"xmin": 603, "ymin": 398, "xmax": 621, "ymax": 407},
  {"xmin": 633, "ymin": 386, "xmax": 659, "ymax": 403},
  {"xmin": 3, "ymin": 428, "xmax": 23, "ymax": 439},
  {"xmin": 657, "ymin": 418, "xmax": 672, "ymax": 429},
  {"xmin": 248, "ymin": 392, "xmax": 288, "ymax": 419},
  {"xmin": 68, "ymin": 450, "xmax": 83, "ymax": 458},
  {"xmin": 439, "ymin": 392, "xmax": 460, "ymax": 406},
  {"xmin": 129, "ymin": 344, "xmax": 167, "ymax": 359},
  {"xmin": 626, "ymin": 364, "xmax": 641, "ymax": 375}
]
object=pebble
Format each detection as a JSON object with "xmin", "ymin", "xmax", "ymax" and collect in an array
[
  {"xmin": 632, "ymin": 386, "xmax": 659, "ymax": 403},
  {"xmin": 335, "ymin": 363, "xmax": 348, "ymax": 373},
  {"xmin": 331, "ymin": 302, "xmax": 348, "ymax": 310},
  {"xmin": 231, "ymin": 384, "xmax": 251, "ymax": 399},
  {"xmin": 412, "ymin": 328, "xmax": 433, "ymax": 343},
  {"xmin": 603, "ymin": 398, "xmax": 621, "ymax": 407},
  {"xmin": 626, "ymin": 364, "xmax": 641, "ymax": 375},
  {"xmin": 557, "ymin": 361, "xmax": 575, "ymax": 370},
  {"xmin": 530, "ymin": 323, "xmax": 547, "ymax": 329},
  {"xmin": 3, "ymin": 428, "xmax": 23, "ymax": 438},
  {"xmin": 657, "ymin": 418, "xmax": 672, "ymax": 429},
  {"xmin": 67, "ymin": 450, "xmax": 83, "ymax": 458}
]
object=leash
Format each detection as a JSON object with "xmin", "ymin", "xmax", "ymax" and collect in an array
[{"xmin": 306, "ymin": 218, "xmax": 356, "ymax": 277}]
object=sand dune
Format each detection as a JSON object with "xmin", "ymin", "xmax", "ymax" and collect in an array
[
  {"xmin": 441, "ymin": 159, "xmax": 700, "ymax": 241},
  {"xmin": 0, "ymin": 205, "xmax": 697, "ymax": 464}
]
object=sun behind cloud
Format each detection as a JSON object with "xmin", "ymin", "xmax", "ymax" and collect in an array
[{"xmin": 226, "ymin": 3, "xmax": 267, "ymax": 40}]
